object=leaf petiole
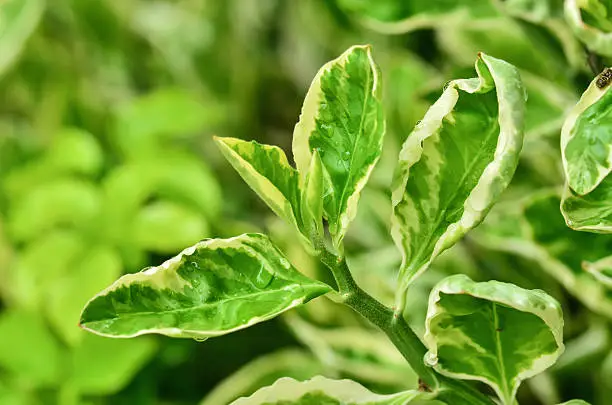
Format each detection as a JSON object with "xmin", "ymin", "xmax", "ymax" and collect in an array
[{"xmin": 317, "ymin": 247, "xmax": 496, "ymax": 405}]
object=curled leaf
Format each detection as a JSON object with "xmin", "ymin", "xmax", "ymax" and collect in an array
[{"xmin": 391, "ymin": 53, "xmax": 525, "ymax": 301}]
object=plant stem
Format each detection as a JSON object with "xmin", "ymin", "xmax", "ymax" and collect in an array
[{"xmin": 318, "ymin": 249, "xmax": 496, "ymax": 405}]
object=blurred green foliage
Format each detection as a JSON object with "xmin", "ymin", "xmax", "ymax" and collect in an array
[{"xmin": 1, "ymin": 0, "xmax": 612, "ymax": 404}]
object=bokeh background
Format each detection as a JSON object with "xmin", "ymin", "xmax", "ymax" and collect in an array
[{"xmin": 1, "ymin": 0, "xmax": 611, "ymax": 404}]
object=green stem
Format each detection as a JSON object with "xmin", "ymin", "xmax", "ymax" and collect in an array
[{"xmin": 318, "ymin": 249, "xmax": 496, "ymax": 405}]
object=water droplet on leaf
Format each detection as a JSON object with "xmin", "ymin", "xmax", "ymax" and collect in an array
[
  {"xmin": 342, "ymin": 151, "xmax": 351, "ymax": 161},
  {"xmin": 193, "ymin": 337, "xmax": 208, "ymax": 343},
  {"xmin": 254, "ymin": 264, "xmax": 275, "ymax": 289}
]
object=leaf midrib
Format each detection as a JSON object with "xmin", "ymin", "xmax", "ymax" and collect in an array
[
  {"xmin": 85, "ymin": 285, "xmax": 321, "ymax": 325},
  {"xmin": 337, "ymin": 58, "xmax": 375, "ymax": 213},
  {"xmin": 492, "ymin": 302, "xmax": 511, "ymax": 404},
  {"xmin": 406, "ymin": 114, "xmax": 500, "ymax": 273}
]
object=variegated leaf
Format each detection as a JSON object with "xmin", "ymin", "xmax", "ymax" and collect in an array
[
  {"xmin": 293, "ymin": 45, "xmax": 384, "ymax": 248},
  {"xmin": 300, "ymin": 150, "xmax": 326, "ymax": 243},
  {"xmin": 391, "ymin": 53, "xmax": 525, "ymax": 301},
  {"xmin": 565, "ymin": 0, "xmax": 612, "ymax": 57},
  {"xmin": 562, "ymin": 70, "xmax": 612, "ymax": 196},
  {"xmin": 473, "ymin": 191, "xmax": 612, "ymax": 319},
  {"xmin": 561, "ymin": 176, "xmax": 612, "ymax": 232},
  {"xmin": 424, "ymin": 275, "xmax": 564, "ymax": 405},
  {"xmin": 79, "ymin": 233, "xmax": 331, "ymax": 338},
  {"xmin": 561, "ymin": 70, "xmax": 612, "ymax": 232},
  {"xmin": 230, "ymin": 376, "xmax": 441, "ymax": 405},
  {"xmin": 200, "ymin": 349, "xmax": 324, "ymax": 405},
  {"xmin": 215, "ymin": 137, "xmax": 303, "ymax": 231},
  {"xmin": 583, "ymin": 255, "xmax": 612, "ymax": 288}
]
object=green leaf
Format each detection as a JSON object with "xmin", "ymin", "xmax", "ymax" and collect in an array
[
  {"xmin": 560, "ymin": 73, "xmax": 612, "ymax": 232},
  {"xmin": 602, "ymin": 352, "xmax": 612, "ymax": 392},
  {"xmin": 214, "ymin": 137, "xmax": 303, "ymax": 237},
  {"xmin": 499, "ymin": 0, "xmax": 560, "ymax": 22},
  {"xmin": 114, "ymin": 88, "xmax": 223, "ymax": 158},
  {"xmin": 133, "ymin": 201, "xmax": 209, "ymax": 254},
  {"xmin": 337, "ymin": 0, "xmax": 497, "ymax": 33},
  {"xmin": 200, "ymin": 349, "xmax": 324, "ymax": 405},
  {"xmin": 424, "ymin": 274, "xmax": 564, "ymax": 405},
  {"xmin": 79, "ymin": 233, "xmax": 331, "ymax": 338},
  {"xmin": 45, "ymin": 128, "xmax": 104, "ymax": 176},
  {"xmin": 582, "ymin": 255, "xmax": 612, "ymax": 288},
  {"xmin": 473, "ymin": 191, "xmax": 612, "ymax": 319},
  {"xmin": 0, "ymin": 0, "xmax": 45, "ymax": 77},
  {"xmin": 437, "ymin": 17, "xmax": 572, "ymax": 82},
  {"xmin": 70, "ymin": 334, "xmax": 157, "ymax": 395},
  {"xmin": 0, "ymin": 380, "xmax": 32, "ymax": 405},
  {"xmin": 562, "ymin": 75, "xmax": 612, "ymax": 195},
  {"xmin": 557, "ymin": 401, "xmax": 591, "ymax": 405},
  {"xmin": 565, "ymin": 0, "xmax": 612, "ymax": 57},
  {"xmin": 284, "ymin": 314, "xmax": 417, "ymax": 391},
  {"xmin": 300, "ymin": 150, "xmax": 326, "ymax": 243},
  {"xmin": 391, "ymin": 53, "xmax": 525, "ymax": 299},
  {"xmin": 47, "ymin": 245, "xmax": 123, "ymax": 346},
  {"xmin": 561, "ymin": 177, "xmax": 612, "ymax": 232},
  {"xmin": 230, "ymin": 376, "xmax": 441, "ymax": 405},
  {"xmin": 0, "ymin": 310, "xmax": 65, "ymax": 387},
  {"xmin": 101, "ymin": 154, "xmax": 221, "ymax": 247},
  {"xmin": 6, "ymin": 230, "xmax": 84, "ymax": 309},
  {"xmin": 292, "ymin": 44, "xmax": 385, "ymax": 248},
  {"xmin": 7, "ymin": 178, "xmax": 101, "ymax": 242}
]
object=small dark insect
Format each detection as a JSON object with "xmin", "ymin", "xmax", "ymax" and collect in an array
[
  {"xmin": 496, "ymin": 328, "xmax": 503, "ymax": 332},
  {"xmin": 596, "ymin": 68, "xmax": 612, "ymax": 89},
  {"xmin": 418, "ymin": 378, "xmax": 432, "ymax": 392}
]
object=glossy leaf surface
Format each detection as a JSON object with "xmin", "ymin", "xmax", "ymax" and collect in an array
[
  {"xmin": 562, "ymin": 74, "xmax": 612, "ymax": 195},
  {"xmin": 293, "ymin": 45, "xmax": 384, "ymax": 247},
  {"xmin": 561, "ymin": 72, "xmax": 612, "ymax": 232},
  {"xmin": 231, "ymin": 376, "xmax": 440, "ymax": 405},
  {"xmin": 215, "ymin": 137, "xmax": 303, "ymax": 234},
  {"xmin": 80, "ymin": 233, "xmax": 331, "ymax": 338},
  {"xmin": 424, "ymin": 275, "xmax": 564, "ymax": 405},
  {"xmin": 391, "ymin": 53, "xmax": 525, "ymax": 299}
]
